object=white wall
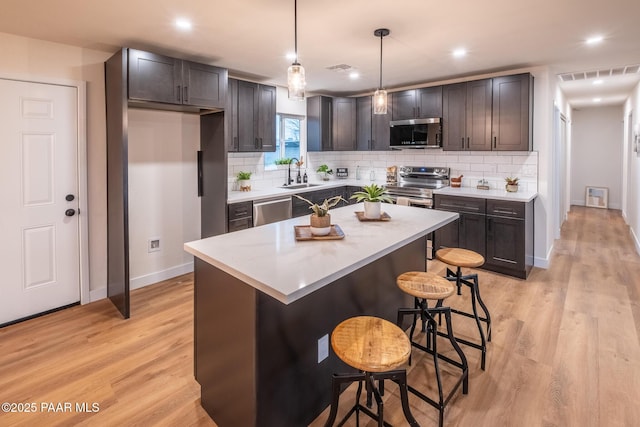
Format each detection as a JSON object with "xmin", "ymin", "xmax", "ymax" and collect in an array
[
  {"xmin": 0, "ymin": 32, "xmax": 111, "ymax": 293},
  {"xmin": 623, "ymin": 82, "xmax": 640, "ymax": 253},
  {"xmin": 570, "ymin": 106, "xmax": 624, "ymax": 209},
  {"xmin": 127, "ymin": 109, "xmax": 201, "ymax": 289}
]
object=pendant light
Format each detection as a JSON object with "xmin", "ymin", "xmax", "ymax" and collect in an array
[
  {"xmin": 373, "ymin": 28, "xmax": 390, "ymax": 114},
  {"xmin": 287, "ymin": 0, "xmax": 306, "ymax": 100}
]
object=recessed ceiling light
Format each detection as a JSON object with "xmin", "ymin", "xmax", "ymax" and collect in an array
[
  {"xmin": 175, "ymin": 18, "xmax": 192, "ymax": 31},
  {"xmin": 286, "ymin": 52, "xmax": 296, "ymax": 61},
  {"xmin": 592, "ymin": 79, "xmax": 603, "ymax": 85},
  {"xmin": 349, "ymin": 71, "xmax": 360, "ymax": 79},
  {"xmin": 453, "ymin": 48, "xmax": 467, "ymax": 58},
  {"xmin": 586, "ymin": 35, "xmax": 603, "ymax": 45},
  {"xmin": 593, "ymin": 97, "xmax": 602, "ymax": 102}
]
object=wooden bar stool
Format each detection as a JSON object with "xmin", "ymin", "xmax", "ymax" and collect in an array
[
  {"xmin": 435, "ymin": 247, "xmax": 492, "ymax": 370},
  {"xmin": 324, "ymin": 316, "xmax": 419, "ymax": 427},
  {"xmin": 396, "ymin": 271, "xmax": 469, "ymax": 427}
]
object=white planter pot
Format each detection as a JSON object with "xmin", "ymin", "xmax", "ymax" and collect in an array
[
  {"xmin": 363, "ymin": 201, "xmax": 382, "ymax": 219},
  {"xmin": 310, "ymin": 213, "xmax": 331, "ymax": 236},
  {"xmin": 238, "ymin": 179, "xmax": 251, "ymax": 192}
]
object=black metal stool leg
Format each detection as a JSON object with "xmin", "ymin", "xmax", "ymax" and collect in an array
[
  {"xmin": 325, "ymin": 373, "xmax": 366, "ymax": 427},
  {"xmin": 470, "ymin": 273, "xmax": 492, "ymax": 341},
  {"xmin": 442, "ymin": 307, "xmax": 469, "ymax": 394},
  {"xmin": 395, "ymin": 370, "xmax": 420, "ymax": 427},
  {"xmin": 468, "ymin": 279, "xmax": 487, "ymax": 370}
]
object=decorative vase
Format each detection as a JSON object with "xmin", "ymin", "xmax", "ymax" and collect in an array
[
  {"xmin": 505, "ymin": 184, "xmax": 518, "ymax": 193},
  {"xmin": 239, "ymin": 179, "xmax": 251, "ymax": 192},
  {"xmin": 309, "ymin": 213, "xmax": 331, "ymax": 236},
  {"xmin": 363, "ymin": 201, "xmax": 382, "ymax": 219},
  {"xmin": 320, "ymin": 172, "xmax": 330, "ymax": 181}
]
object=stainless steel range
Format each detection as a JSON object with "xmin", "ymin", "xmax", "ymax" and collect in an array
[
  {"xmin": 386, "ymin": 166, "xmax": 450, "ymax": 259},
  {"xmin": 386, "ymin": 166, "xmax": 450, "ymax": 208}
]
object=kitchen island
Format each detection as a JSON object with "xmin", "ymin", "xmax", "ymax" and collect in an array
[{"xmin": 184, "ymin": 203, "xmax": 458, "ymax": 427}]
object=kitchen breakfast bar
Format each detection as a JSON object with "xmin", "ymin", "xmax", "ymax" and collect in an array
[{"xmin": 184, "ymin": 203, "xmax": 458, "ymax": 426}]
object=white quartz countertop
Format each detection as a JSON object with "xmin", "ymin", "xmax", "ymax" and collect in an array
[
  {"xmin": 184, "ymin": 203, "xmax": 458, "ymax": 304},
  {"xmin": 229, "ymin": 181, "xmax": 538, "ymax": 204},
  {"xmin": 434, "ymin": 186, "xmax": 538, "ymax": 202},
  {"xmin": 227, "ymin": 179, "xmax": 384, "ymax": 203}
]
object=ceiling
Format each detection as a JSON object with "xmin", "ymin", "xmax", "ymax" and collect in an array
[{"xmin": 2, "ymin": 0, "xmax": 640, "ymax": 108}]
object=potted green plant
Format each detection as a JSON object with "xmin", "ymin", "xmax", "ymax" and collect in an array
[
  {"xmin": 274, "ymin": 158, "xmax": 292, "ymax": 166},
  {"xmin": 294, "ymin": 194, "xmax": 346, "ymax": 235},
  {"xmin": 316, "ymin": 164, "xmax": 333, "ymax": 181},
  {"xmin": 237, "ymin": 171, "xmax": 252, "ymax": 192},
  {"xmin": 505, "ymin": 177, "xmax": 519, "ymax": 192},
  {"xmin": 349, "ymin": 183, "xmax": 393, "ymax": 219}
]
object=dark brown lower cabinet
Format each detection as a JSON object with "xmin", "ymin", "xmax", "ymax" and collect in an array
[
  {"xmin": 227, "ymin": 201, "xmax": 253, "ymax": 232},
  {"xmin": 485, "ymin": 199, "xmax": 534, "ymax": 278},
  {"xmin": 434, "ymin": 194, "xmax": 534, "ymax": 279}
]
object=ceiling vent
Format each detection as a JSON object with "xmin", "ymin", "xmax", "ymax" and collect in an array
[
  {"xmin": 559, "ymin": 65, "xmax": 640, "ymax": 82},
  {"xmin": 326, "ymin": 64, "xmax": 354, "ymax": 73}
]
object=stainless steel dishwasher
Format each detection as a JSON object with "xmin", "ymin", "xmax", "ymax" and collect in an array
[{"xmin": 253, "ymin": 196, "xmax": 292, "ymax": 226}]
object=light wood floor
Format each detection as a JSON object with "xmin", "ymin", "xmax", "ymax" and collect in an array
[{"xmin": 1, "ymin": 206, "xmax": 639, "ymax": 427}]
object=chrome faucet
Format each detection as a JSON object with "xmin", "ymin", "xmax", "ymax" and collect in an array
[{"xmin": 286, "ymin": 158, "xmax": 299, "ymax": 186}]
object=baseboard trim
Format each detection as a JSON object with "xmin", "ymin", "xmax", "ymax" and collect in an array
[
  {"xmin": 130, "ymin": 262, "xmax": 194, "ymax": 291},
  {"xmin": 631, "ymin": 226, "xmax": 640, "ymax": 257},
  {"xmin": 89, "ymin": 262, "xmax": 194, "ymax": 302},
  {"xmin": 534, "ymin": 244, "xmax": 552, "ymax": 269}
]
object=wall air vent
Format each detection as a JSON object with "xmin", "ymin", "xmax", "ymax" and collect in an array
[{"xmin": 559, "ymin": 65, "xmax": 640, "ymax": 82}]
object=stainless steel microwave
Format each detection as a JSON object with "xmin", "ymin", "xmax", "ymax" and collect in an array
[{"xmin": 389, "ymin": 117, "xmax": 442, "ymax": 148}]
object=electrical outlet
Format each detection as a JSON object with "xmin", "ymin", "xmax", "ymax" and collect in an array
[
  {"xmin": 148, "ymin": 238, "xmax": 161, "ymax": 253},
  {"xmin": 318, "ymin": 334, "xmax": 329, "ymax": 363}
]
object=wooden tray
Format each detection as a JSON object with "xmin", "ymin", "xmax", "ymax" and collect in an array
[
  {"xmin": 355, "ymin": 211, "xmax": 391, "ymax": 222},
  {"xmin": 294, "ymin": 224, "xmax": 345, "ymax": 241}
]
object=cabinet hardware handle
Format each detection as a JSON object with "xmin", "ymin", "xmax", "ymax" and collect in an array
[
  {"xmin": 255, "ymin": 138, "xmax": 259, "ymax": 148},
  {"xmin": 417, "ymin": 107, "xmax": 420, "ymax": 117},
  {"xmin": 466, "ymin": 137, "xmax": 470, "ymax": 149},
  {"xmin": 233, "ymin": 136, "xmax": 238, "ymax": 149},
  {"xmin": 177, "ymin": 85, "xmax": 181, "ymax": 102},
  {"xmin": 493, "ymin": 136, "xmax": 497, "ymax": 148},
  {"xmin": 184, "ymin": 86, "xmax": 188, "ymax": 104},
  {"xmin": 260, "ymin": 138, "xmax": 263, "ymax": 148},
  {"xmin": 461, "ymin": 137, "xmax": 465, "ymax": 148},
  {"xmin": 197, "ymin": 150, "xmax": 202, "ymax": 197},
  {"xmin": 413, "ymin": 107, "xmax": 416, "ymax": 118},
  {"xmin": 487, "ymin": 217, "xmax": 492, "ymax": 233}
]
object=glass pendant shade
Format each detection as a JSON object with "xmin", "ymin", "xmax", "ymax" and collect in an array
[
  {"xmin": 373, "ymin": 28, "xmax": 390, "ymax": 115},
  {"xmin": 373, "ymin": 89, "xmax": 387, "ymax": 115},
  {"xmin": 288, "ymin": 63, "xmax": 306, "ymax": 100}
]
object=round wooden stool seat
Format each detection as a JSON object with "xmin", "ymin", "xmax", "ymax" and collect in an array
[
  {"xmin": 331, "ymin": 316, "xmax": 410, "ymax": 373},
  {"xmin": 436, "ymin": 247, "xmax": 484, "ymax": 268},
  {"xmin": 397, "ymin": 271, "xmax": 455, "ymax": 300}
]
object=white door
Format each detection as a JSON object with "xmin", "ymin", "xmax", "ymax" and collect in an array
[{"xmin": 0, "ymin": 79, "xmax": 80, "ymax": 325}]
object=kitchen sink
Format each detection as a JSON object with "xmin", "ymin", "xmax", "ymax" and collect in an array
[{"xmin": 279, "ymin": 183, "xmax": 322, "ymax": 190}]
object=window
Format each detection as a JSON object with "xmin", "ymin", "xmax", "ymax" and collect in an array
[{"xmin": 265, "ymin": 114, "xmax": 302, "ymax": 169}]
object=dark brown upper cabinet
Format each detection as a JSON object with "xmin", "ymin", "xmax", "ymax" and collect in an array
[
  {"xmin": 225, "ymin": 78, "xmax": 239, "ymax": 151},
  {"xmin": 491, "ymin": 73, "xmax": 533, "ymax": 151},
  {"xmin": 391, "ymin": 86, "xmax": 443, "ymax": 121},
  {"xmin": 443, "ymin": 73, "xmax": 533, "ymax": 152},
  {"xmin": 442, "ymin": 79, "xmax": 493, "ymax": 151},
  {"xmin": 332, "ymin": 97, "xmax": 357, "ymax": 151},
  {"xmin": 128, "ymin": 49, "xmax": 227, "ymax": 109},
  {"xmin": 356, "ymin": 95, "xmax": 392, "ymax": 151},
  {"xmin": 307, "ymin": 96, "xmax": 333, "ymax": 151},
  {"xmin": 235, "ymin": 80, "xmax": 277, "ymax": 152}
]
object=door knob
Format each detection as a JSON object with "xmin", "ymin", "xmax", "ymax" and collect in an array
[
  {"xmin": 65, "ymin": 209, "xmax": 76, "ymax": 217},
  {"xmin": 66, "ymin": 194, "xmax": 75, "ymax": 201}
]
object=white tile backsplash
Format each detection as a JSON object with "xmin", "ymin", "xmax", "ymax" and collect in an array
[{"xmin": 228, "ymin": 150, "xmax": 538, "ymax": 193}]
